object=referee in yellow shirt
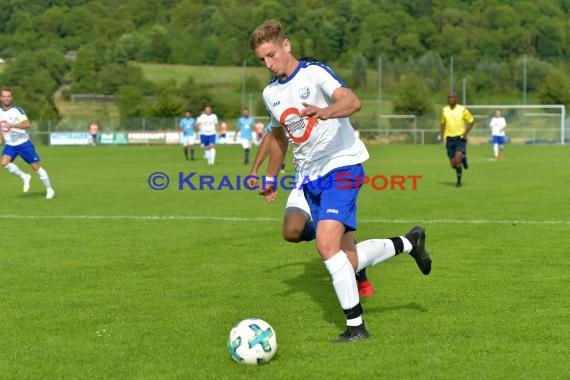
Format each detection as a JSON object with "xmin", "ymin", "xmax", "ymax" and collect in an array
[{"xmin": 439, "ymin": 91, "xmax": 474, "ymax": 187}]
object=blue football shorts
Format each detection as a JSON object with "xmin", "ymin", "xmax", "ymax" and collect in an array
[
  {"xmin": 2, "ymin": 141, "xmax": 40, "ymax": 164},
  {"xmin": 302, "ymin": 164, "xmax": 364, "ymax": 232}
]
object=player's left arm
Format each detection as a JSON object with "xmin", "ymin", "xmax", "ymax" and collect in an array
[
  {"xmin": 462, "ymin": 109, "xmax": 475, "ymax": 139},
  {"xmin": 3, "ymin": 117, "xmax": 30, "ymax": 130},
  {"xmin": 300, "ymin": 87, "xmax": 361, "ymax": 120}
]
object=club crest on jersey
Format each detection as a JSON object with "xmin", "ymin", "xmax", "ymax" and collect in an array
[{"xmin": 298, "ymin": 86, "xmax": 310, "ymax": 100}]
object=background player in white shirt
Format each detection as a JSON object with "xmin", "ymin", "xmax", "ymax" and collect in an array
[
  {"xmin": 489, "ymin": 109, "xmax": 507, "ymax": 159},
  {"xmin": 195, "ymin": 105, "xmax": 219, "ymax": 165},
  {"xmin": 0, "ymin": 87, "xmax": 55, "ymax": 199},
  {"xmin": 249, "ymin": 20, "xmax": 432, "ymax": 343}
]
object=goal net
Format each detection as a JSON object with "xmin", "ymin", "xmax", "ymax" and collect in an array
[
  {"xmin": 354, "ymin": 104, "xmax": 566, "ymax": 145},
  {"xmin": 466, "ymin": 104, "xmax": 566, "ymax": 145}
]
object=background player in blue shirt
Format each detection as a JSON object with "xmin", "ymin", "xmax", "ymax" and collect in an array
[
  {"xmin": 235, "ymin": 108, "xmax": 255, "ymax": 164},
  {"xmin": 179, "ymin": 111, "xmax": 196, "ymax": 161}
]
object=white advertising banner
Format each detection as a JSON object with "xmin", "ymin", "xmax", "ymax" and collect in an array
[{"xmin": 50, "ymin": 132, "xmax": 91, "ymax": 146}]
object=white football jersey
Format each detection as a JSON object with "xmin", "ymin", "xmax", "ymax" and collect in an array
[
  {"xmin": 262, "ymin": 60, "xmax": 369, "ymax": 179},
  {"xmin": 0, "ymin": 105, "xmax": 30, "ymax": 146},
  {"xmin": 196, "ymin": 113, "xmax": 218, "ymax": 136},
  {"xmin": 490, "ymin": 117, "xmax": 506, "ymax": 136}
]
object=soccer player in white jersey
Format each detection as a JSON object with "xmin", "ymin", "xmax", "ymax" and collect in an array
[
  {"xmin": 0, "ymin": 87, "xmax": 55, "ymax": 199},
  {"xmin": 247, "ymin": 103, "xmax": 377, "ymax": 298},
  {"xmin": 249, "ymin": 20, "xmax": 432, "ymax": 343},
  {"xmin": 489, "ymin": 109, "xmax": 507, "ymax": 159},
  {"xmin": 196, "ymin": 105, "xmax": 219, "ymax": 165}
]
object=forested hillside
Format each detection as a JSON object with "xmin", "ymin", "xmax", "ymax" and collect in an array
[{"xmin": 0, "ymin": 0, "xmax": 569, "ymax": 123}]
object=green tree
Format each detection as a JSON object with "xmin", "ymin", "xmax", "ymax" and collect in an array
[
  {"xmin": 148, "ymin": 79, "xmax": 185, "ymax": 118},
  {"xmin": 180, "ymin": 76, "xmax": 214, "ymax": 113},
  {"xmin": 536, "ymin": 17, "xmax": 563, "ymax": 60},
  {"xmin": 537, "ymin": 69, "xmax": 570, "ymax": 108},
  {"xmin": 115, "ymin": 84, "xmax": 147, "ymax": 130},
  {"xmin": 71, "ymin": 45, "xmax": 100, "ymax": 93},
  {"xmin": 393, "ymin": 73, "xmax": 434, "ymax": 116},
  {"xmin": 352, "ymin": 53, "xmax": 368, "ymax": 88}
]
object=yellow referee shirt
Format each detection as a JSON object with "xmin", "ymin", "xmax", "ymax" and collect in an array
[{"xmin": 440, "ymin": 104, "xmax": 474, "ymax": 138}]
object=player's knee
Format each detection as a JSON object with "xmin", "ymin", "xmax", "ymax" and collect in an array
[
  {"xmin": 315, "ymin": 238, "xmax": 341, "ymax": 259},
  {"xmin": 282, "ymin": 224, "xmax": 302, "ymax": 243}
]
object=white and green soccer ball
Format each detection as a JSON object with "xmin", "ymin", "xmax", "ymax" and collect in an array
[{"xmin": 227, "ymin": 318, "xmax": 277, "ymax": 365}]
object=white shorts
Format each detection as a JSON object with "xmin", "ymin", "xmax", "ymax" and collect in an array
[
  {"xmin": 285, "ymin": 188, "xmax": 311, "ymax": 219},
  {"xmin": 181, "ymin": 135, "xmax": 196, "ymax": 146},
  {"xmin": 241, "ymin": 139, "xmax": 252, "ymax": 150}
]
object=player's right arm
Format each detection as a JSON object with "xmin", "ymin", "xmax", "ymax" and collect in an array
[
  {"xmin": 234, "ymin": 119, "xmax": 240, "ymax": 142},
  {"xmin": 248, "ymin": 131, "xmax": 272, "ymax": 178},
  {"xmin": 259, "ymin": 127, "xmax": 288, "ymax": 202},
  {"xmin": 439, "ymin": 112, "xmax": 446, "ymax": 143}
]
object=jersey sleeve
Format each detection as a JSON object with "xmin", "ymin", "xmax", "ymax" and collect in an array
[
  {"xmin": 313, "ymin": 63, "xmax": 345, "ymax": 99},
  {"xmin": 12, "ymin": 106, "xmax": 29, "ymax": 124},
  {"xmin": 463, "ymin": 108, "xmax": 474, "ymax": 124}
]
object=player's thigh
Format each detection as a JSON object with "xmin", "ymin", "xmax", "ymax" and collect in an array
[
  {"xmin": 446, "ymin": 138, "xmax": 456, "ymax": 159},
  {"xmin": 318, "ymin": 166, "xmax": 363, "ymax": 231},
  {"xmin": 241, "ymin": 139, "xmax": 251, "ymax": 150},
  {"xmin": 18, "ymin": 142, "xmax": 41, "ymax": 164}
]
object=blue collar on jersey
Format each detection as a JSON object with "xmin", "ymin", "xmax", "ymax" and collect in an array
[{"xmin": 276, "ymin": 60, "xmax": 309, "ymax": 85}]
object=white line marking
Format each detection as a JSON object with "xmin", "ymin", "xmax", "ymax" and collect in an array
[{"xmin": 0, "ymin": 214, "xmax": 568, "ymax": 225}]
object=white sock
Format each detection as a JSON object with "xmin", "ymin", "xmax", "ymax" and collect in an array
[
  {"xmin": 493, "ymin": 143, "xmax": 499, "ymax": 157},
  {"xmin": 356, "ymin": 239, "xmax": 396, "ymax": 271},
  {"xmin": 356, "ymin": 237, "xmax": 413, "ymax": 272},
  {"xmin": 36, "ymin": 167, "xmax": 53, "ymax": 190},
  {"xmin": 210, "ymin": 148, "xmax": 216, "ymax": 164},
  {"xmin": 5, "ymin": 162, "xmax": 26, "ymax": 178},
  {"xmin": 324, "ymin": 251, "xmax": 362, "ymax": 326},
  {"xmin": 205, "ymin": 150, "xmax": 210, "ymax": 161}
]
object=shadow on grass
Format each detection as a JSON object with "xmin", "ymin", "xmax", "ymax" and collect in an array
[
  {"xmin": 438, "ymin": 181, "xmax": 461, "ymax": 187},
  {"xmin": 266, "ymin": 258, "xmax": 428, "ymax": 329},
  {"xmin": 17, "ymin": 192, "xmax": 47, "ymax": 199}
]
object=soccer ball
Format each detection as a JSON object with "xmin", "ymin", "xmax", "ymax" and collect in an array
[{"xmin": 227, "ymin": 318, "xmax": 277, "ymax": 365}]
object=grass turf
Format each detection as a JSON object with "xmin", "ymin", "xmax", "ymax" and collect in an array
[{"xmin": 0, "ymin": 143, "xmax": 568, "ymax": 379}]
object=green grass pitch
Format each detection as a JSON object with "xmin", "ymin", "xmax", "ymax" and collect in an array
[{"xmin": 0, "ymin": 143, "xmax": 568, "ymax": 379}]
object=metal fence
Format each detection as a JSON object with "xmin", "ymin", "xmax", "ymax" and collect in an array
[{"xmin": 24, "ymin": 113, "xmax": 569, "ymax": 146}]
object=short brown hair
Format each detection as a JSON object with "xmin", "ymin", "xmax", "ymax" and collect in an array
[{"xmin": 249, "ymin": 20, "xmax": 287, "ymax": 50}]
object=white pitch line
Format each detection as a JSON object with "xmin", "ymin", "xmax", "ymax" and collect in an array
[
  {"xmin": 0, "ymin": 214, "xmax": 280, "ymax": 222},
  {"xmin": 364, "ymin": 218, "xmax": 570, "ymax": 225},
  {"xmin": 0, "ymin": 214, "xmax": 568, "ymax": 225}
]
